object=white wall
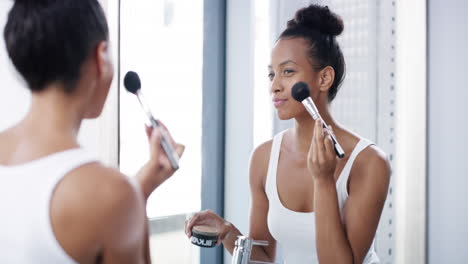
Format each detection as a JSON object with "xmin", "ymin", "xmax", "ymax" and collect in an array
[
  {"xmin": 0, "ymin": 0, "xmax": 31, "ymax": 132},
  {"xmin": 428, "ymin": 1, "xmax": 468, "ymax": 263},
  {"xmin": 0, "ymin": 0, "xmax": 119, "ymax": 166}
]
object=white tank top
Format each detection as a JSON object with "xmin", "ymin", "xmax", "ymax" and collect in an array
[
  {"xmin": 0, "ymin": 148, "xmax": 97, "ymax": 264},
  {"xmin": 266, "ymin": 131, "xmax": 380, "ymax": 264}
]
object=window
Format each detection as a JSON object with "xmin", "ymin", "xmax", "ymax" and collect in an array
[
  {"xmin": 119, "ymin": 0, "xmax": 203, "ymax": 262},
  {"xmin": 254, "ymin": 0, "xmax": 273, "ymax": 147}
]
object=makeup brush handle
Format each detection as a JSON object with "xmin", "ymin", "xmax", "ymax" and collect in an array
[
  {"xmin": 150, "ymin": 117, "xmax": 180, "ymax": 170},
  {"xmin": 321, "ymin": 122, "xmax": 345, "ymax": 159}
]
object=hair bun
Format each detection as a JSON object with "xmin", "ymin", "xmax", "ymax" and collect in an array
[{"xmin": 287, "ymin": 4, "xmax": 344, "ymax": 37}]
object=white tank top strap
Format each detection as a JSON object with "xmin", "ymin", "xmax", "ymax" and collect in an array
[
  {"xmin": 40, "ymin": 149, "xmax": 98, "ymax": 214},
  {"xmin": 43, "ymin": 148, "xmax": 98, "ymax": 189},
  {"xmin": 265, "ymin": 130, "xmax": 286, "ymax": 200},
  {"xmin": 41, "ymin": 149, "xmax": 98, "ymax": 264},
  {"xmin": 335, "ymin": 138, "xmax": 380, "ymax": 264},
  {"xmin": 336, "ymin": 138, "xmax": 375, "ymax": 210}
]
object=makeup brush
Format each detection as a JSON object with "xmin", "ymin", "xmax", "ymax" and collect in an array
[
  {"xmin": 292, "ymin": 82, "xmax": 345, "ymax": 158},
  {"xmin": 124, "ymin": 71, "xmax": 180, "ymax": 169}
]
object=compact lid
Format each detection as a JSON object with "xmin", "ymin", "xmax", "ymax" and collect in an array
[{"xmin": 192, "ymin": 225, "xmax": 218, "ymax": 236}]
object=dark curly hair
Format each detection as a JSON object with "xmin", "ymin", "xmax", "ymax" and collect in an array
[
  {"xmin": 4, "ymin": 0, "xmax": 109, "ymax": 93},
  {"xmin": 279, "ymin": 4, "xmax": 346, "ymax": 102}
]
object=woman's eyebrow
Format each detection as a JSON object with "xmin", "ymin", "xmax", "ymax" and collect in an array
[{"xmin": 269, "ymin": 60, "xmax": 298, "ymax": 69}]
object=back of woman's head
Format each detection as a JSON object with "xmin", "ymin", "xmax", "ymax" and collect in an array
[
  {"xmin": 280, "ymin": 4, "xmax": 345, "ymax": 102},
  {"xmin": 3, "ymin": 0, "xmax": 109, "ymax": 93}
]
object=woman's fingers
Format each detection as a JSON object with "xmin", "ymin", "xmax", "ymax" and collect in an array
[
  {"xmin": 324, "ymin": 125, "xmax": 335, "ymax": 159},
  {"xmin": 324, "ymin": 134, "xmax": 335, "ymax": 160},
  {"xmin": 156, "ymin": 120, "xmax": 185, "ymax": 161},
  {"xmin": 185, "ymin": 214, "xmax": 198, "ymax": 237},
  {"xmin": 185, "ymin": 210, "xmax": 220, "ymax": 237},
  {"xmin": 309, "ymin": 129, "xmax": 318, "ymax": 166},
  {"xmin": 185, "ymin": 210, "xmax": 231, "ymax": 246},
  {"xmin": 148, "ymin": 127, "xmax": 163, "ymax": 159},
  {"xmin": 175, "ymin": 143, "xmax": 186, "ymax": 158},
  {"xmin": 146, "ymin": 121, "xmax": 185, "ymax": 176},
  {"xmin": 156, "ymin": 120, "xmax": 177, "ymax": 147},
  {"xmin": 315, "ymin": 119, "xmax": 326, "ymax": 164},
  {"xmin": 309, "ymin": 121, "xmax": 339, "ymax": 179},
  {"xmin": 145, "ymin": 125, "xmax": 153, "ymax": 140}
]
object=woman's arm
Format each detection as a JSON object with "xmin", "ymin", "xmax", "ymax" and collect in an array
[
  {"xmin": 310, "ymin": 120, "xmax": 391, "ymax": 263},
  {"xmin": 248, "ymin": 142, "xmax": 277, "ymax": 262},
  {"xmin": 185, "ymin": 141, "xmax": 276, "ymax": 261},
  {"xmin": 341, "ymin": 147, "xmax": 390, "ymax": 262}
]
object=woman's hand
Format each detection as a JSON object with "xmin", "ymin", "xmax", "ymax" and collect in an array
[
  {"xmin": 307, "ymin": 119, "xmax": 338, "ymax": 182},
  {"xmin": 136, "ymin": 120, "xmax": 185, "ymax": 200},
  {"xmin": 185, "ymin": 210, "xmax": 235, "ymax": 245}
]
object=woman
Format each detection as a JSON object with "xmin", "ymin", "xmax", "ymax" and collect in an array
[
  {"xmin": 0, "ymin": 0, "xmax": 184, "ymax": 263},
  {"xmin": 186, "ymin": 4, "xmax": 391, "ymax": 264}
]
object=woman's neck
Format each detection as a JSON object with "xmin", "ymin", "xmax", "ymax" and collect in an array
[{"xmin": 20, "ymin": 88, "xmax": 85, "ymax": 144}]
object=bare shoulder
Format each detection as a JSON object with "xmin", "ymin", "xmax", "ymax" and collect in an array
[
  {"xmin": 249, "ymin": 139, "xmax": 273, "ymax": 188},
  {"xmin": 51, "ymin": 162, "xmax": 145, "ymax": 258},
  {"xmin": 53, "ymin": 162, "xmax": 144, "ymax": 221},
  {"xmin": 358, "ymin": 145, "xmax": 391, "ymax": 174},
  {"xmin": 352, "ymin": 144, "xmax": 392, "ymax": 188},
  {"xmin": 250, "ymin": 139, "xmax": 273, "ymax": 168}
]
